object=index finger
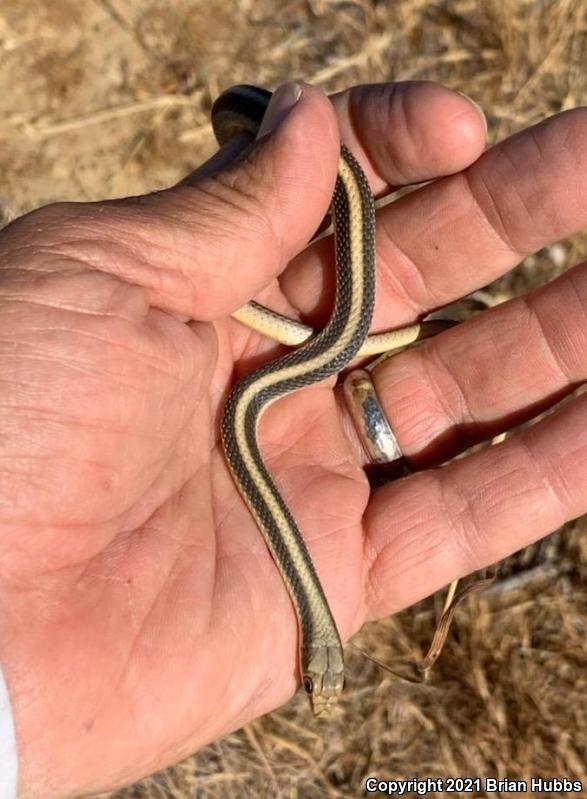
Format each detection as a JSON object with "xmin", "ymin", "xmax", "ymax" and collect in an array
[
  {"xmin": 282, "ymin": 107, "xmax": 587, "ymax": 331},
  {"xmin": 329, "ymin": 81, "xmax": 487, "ymax": 194}
]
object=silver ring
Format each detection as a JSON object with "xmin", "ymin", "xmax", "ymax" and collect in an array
[{"xmin": 342, "ymin": 368, "xmax": 403, "ymax": 464}]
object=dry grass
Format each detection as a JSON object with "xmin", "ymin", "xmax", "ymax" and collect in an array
[{"xmin": 1, "ymin": 0, "xmax": 586, "ymax": 796}]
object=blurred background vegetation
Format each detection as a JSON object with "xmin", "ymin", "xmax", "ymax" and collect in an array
[{"xmin": 1, "ymin": 0, "xmax": 586, "ymax": 796}]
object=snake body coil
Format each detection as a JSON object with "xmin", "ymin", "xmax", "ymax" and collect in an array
[{"xmin": 213, "ymin": 85, "xmax": 376, "ymax": 714}]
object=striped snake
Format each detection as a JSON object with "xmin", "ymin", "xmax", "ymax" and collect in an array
[{"xmin": 213, "ymin": 85, "xmax": 449, "ymax": 716}]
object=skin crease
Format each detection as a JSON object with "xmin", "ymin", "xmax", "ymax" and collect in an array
[{"xmin": 0, "ymin": 80, "xmax": 587, "ymax": 796}]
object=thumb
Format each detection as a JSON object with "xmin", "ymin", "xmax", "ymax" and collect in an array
[
  {"xmin": 162, "ymin": 81, "xmax": 340, "ymax": 319},
  {"xmin": 71, "ymin": 82, "xmax": 341, "ymax": 321}
]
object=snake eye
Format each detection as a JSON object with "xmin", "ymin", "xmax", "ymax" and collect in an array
[{"xmin": 303, "ymin": 676, "xmax": 313, "ymax": 694}]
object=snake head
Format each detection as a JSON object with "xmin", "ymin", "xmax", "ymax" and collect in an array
[{"xmin": 303, "ymin": 644, "xmax": 345, "ymax": 717}]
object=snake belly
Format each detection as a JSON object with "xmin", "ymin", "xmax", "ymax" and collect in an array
[{"xmin": 214, "ymin": 85, "xmax": 376, "ymax": 715}]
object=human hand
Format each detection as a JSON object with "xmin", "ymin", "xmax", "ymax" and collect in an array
[{"xmin": 1, "ymin": 80, "xmax": 585, "ymax": 797}]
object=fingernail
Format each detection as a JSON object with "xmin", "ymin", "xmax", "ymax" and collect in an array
[
  {"xmin": 458, "ymin": 91, "xmax": 487, "ymax": 134},
  {"xmin": 256, "ymin": 81, "xmax": 303, "ymax": 139}
]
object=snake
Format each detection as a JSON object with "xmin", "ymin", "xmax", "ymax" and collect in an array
[{"xmin": 212, "ymin": 85, "xmax": 451, "ymax": 716}]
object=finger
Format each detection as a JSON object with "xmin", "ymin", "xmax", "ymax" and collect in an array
[
  {"xmin": 344, "ymin": 261, "xmax": 587, "ymax": 466},
  {"xmin": 330, "ymin": 81, "xmax": 487, "ymax": 194},
  {"xmin": 282, "ymin": 108, "xmax": 587, "ymax": 329},
  {"xmin": 363, "ymin": 390, "xmax": 587, "ymax": 620},
  {"xmin": 5, "ymin": 83, "xmax": 339, "ymax": 322}
]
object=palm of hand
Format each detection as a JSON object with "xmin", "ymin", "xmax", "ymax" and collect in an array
[{"xmin": 0, "ymin": 237, "xmax": 368, "ymax": 792}]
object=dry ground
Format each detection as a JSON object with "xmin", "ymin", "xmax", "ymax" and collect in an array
[{"xmin": 1, "ymin": 0, "xmax": 586, "ymax": 797}]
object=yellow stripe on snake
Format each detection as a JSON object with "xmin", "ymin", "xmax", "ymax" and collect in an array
[{"xmin": 214, "ymin": 85, "xmax": 451, "ymax": 715}]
